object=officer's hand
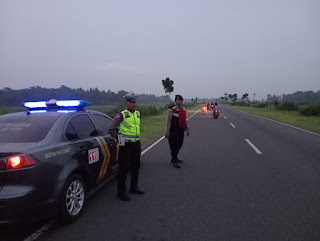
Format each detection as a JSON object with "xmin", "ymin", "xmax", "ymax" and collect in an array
[
  {"xmin": 165, "ymin": 131, "xmax": 169, "ymax": 138},
  {"xmin": 186, "ymin": 131, "xmax": 190, "ymax": 136}
]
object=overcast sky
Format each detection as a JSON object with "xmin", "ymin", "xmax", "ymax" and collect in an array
[{"xmin": 1, "ymin": 0, "xmax": 319, "ymax": 100}]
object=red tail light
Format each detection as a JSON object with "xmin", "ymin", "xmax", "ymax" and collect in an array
[{"xmin": 7, "ymin": 155, "xmax": 37, "ymax": 170}]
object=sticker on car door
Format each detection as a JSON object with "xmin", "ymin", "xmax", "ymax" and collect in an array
[{"xmin": 88, "ymin": 147, "xmax": 99, "ymax": 164}]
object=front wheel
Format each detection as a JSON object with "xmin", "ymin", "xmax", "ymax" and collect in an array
[{"xmin": 59, "ymin": 174, "xmax": 86, "ymax": 224}]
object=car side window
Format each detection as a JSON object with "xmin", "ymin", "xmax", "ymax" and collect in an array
[
  {"xmin": 65, "ymin": 122, "xmax": 78, "ymax": 141},
  {"xmin": 92, "ymin": 114, "xmax": 112, "ymax": 135},
  {"xmin": 67, "ymin": 114, "xmax": 99, "ymax": 140}
]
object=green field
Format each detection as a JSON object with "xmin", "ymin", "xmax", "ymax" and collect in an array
[
  {"xmin": 224, "ymin": 104, "xmax": 320, "ymax": 135},
  {"xmin": 0, "ymin": 106, "xmax": 26, "ymax": 115}
]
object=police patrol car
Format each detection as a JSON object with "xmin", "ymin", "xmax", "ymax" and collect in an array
[{"xmin": 0, "ymin": 99, "xmax": 118, "ymax": 223}]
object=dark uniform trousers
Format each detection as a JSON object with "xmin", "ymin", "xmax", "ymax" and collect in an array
[
  {"xmin": 168, "ymin": 126, "xmax": 184, "ymax": 161},
  {"xmin": 117, "ymin": 141, "xmax": 141, "ymax": 195}
]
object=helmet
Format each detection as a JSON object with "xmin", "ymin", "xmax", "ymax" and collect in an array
[{"xmin": 123, "ymin": 92, "xmax": 137, "ymax": 101}]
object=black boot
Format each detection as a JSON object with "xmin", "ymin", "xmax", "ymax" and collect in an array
[
  {"xmin": 117, "ymin": 193, "xmax": 131, "ymax": 201},
  {"xmin": 130, "ymin": 187, "xmax": 145, "ymax": 194},
  {"xmin": 172, "ymin": 161, "xmax": 181, "ymax": 168}
]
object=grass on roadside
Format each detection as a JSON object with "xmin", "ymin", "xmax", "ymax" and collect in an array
[
  {"xmin": 0, "ymin": 106, "xmax": 26, "ymax": 115},
  {"xmin": 224, "ymin": 104, "xmax": 320, "ymax": 134}
]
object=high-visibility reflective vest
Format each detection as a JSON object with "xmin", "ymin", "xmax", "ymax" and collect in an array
[{"xmin": 118, "ymin": 109, "xmax": 140, "ymax": 141}]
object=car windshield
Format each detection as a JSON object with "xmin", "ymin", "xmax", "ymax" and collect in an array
[{"xmin": 0, "ymin": 115, "xmax": 58, "ymax": 143}]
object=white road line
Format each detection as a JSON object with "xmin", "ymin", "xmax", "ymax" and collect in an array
[
  {"xmin": 245, "ymin": 139, "xmax": 262, "ymax": 154},
  {"xmin": 230, "ymin": 123, "xmax": 236, "ymax": 128},
  {"xmin": 23, "ymin": 221, "xmax": 54, "ymax": 241},
  {"xmin": 187, "ymin": 109, "xmax": 201, "ymax": 120},
  {"xmin": 224, "ymin": 116, "xmax": 227, "ymax": 119},
  {"xmin": 141, "ymin": 136, "xmax": 164, "ymax": 156}
]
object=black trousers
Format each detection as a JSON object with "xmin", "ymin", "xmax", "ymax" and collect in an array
[
  {"xmin": 117, "ymin": 141, "xmax": 141, "ymax": 195},
  {"xmin": 168, "ymin": 127, "xmax": 184, "ymax": 161}
]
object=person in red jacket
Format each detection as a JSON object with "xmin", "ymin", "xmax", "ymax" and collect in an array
[{"xmin": 165, "ymin": 95, "xmax": 190, "ymax": 168}]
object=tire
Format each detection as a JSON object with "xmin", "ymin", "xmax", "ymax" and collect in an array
[{"xmin": 59, "ymin": 174, "xmax": 86, "ymax": 224}]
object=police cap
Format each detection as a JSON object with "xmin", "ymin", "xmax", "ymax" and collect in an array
[{"xmin": 123, "ymin": 92, "xmax": 137, "ymax": 102}]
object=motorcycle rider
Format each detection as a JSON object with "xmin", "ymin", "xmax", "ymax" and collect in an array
[{"xmin": 213, "ymin": 102, "xmax": 220, "ymax": 118}]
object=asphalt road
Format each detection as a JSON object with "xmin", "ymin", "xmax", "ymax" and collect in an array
[{"xmin": 2, "ymin": 106, "xmax": 320, "ymax": 241}]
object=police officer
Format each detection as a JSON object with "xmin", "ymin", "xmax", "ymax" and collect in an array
[
  {"xmin": 108, "ymin": 92, "xmax": 145, "ymax": 201},
  {"xmin": 165, "ymin": 94, "xmax": 190, "ymax": 168}
]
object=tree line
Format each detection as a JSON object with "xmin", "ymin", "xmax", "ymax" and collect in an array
[
  {"xmin": 0, "ymin": 85, "xmax": 172, "ymax": 107},
  {"xmin": 267, "ymin": 90, "xmax": 320, "ymax": 103},
  {"xmin": 220, "ymin": 90, "xmax": 320, "ymax": 104}
]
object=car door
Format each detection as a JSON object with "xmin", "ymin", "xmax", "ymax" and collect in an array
[
  {"xmin": 65, "ymin": 114, "xmax": 107, "ymax": 187},
  {"xmin": 91, "ymin": 113, "xmax": 119, "ymax": 175}
]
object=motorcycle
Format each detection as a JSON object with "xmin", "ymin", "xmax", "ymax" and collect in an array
[
  {"xmin": 202, "ymin": 106, "xmax": 207, "ymax": 114},
  {"xmin": 213, "ymin": 109, "xmax": 219, "ymax": 119}
]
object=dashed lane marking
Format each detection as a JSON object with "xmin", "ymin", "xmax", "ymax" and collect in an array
[
  {"xmin": 245, "ymin": 139, "xmax": 262, "ymax": 154},
  {"xmin": 23, "ymin": 220, "xmax": 54, "ymax": 241}
]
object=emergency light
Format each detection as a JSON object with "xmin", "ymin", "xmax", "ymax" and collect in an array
[
  {"xmin": 23, "ymin": 99, "xmax": 90, "ymax": 110},
  {"xmin": 23, "ymin": 101, "xmax": 47, "ymax": 109},
  {"xmin": 56, "ymin": 100, "xmax": 84, "ymax": 107}
]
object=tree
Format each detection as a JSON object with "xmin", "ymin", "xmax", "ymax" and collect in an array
[
  {"xmin": 162, "ymin": 77, "xmax": 174, "ymax": 95},
  {"xmin": 233, "ymin": 94, "xmax": 237, "ymax": 102},
  {"xmin": 241, "ymin": 93, "xmax": 249, "ymax": 100}
]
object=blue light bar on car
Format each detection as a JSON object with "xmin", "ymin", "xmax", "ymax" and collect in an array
[
  {"xmin": 23, "ymin": 99, "xmax": 90, "ymax": 110},
  {"xmin": 56, "ymin": 100, "xmax": 80, "ymax": 107},
  {"xmin": 23, "ymin": 101, "xmax": 47, "ymax": 109},
  {"xmin": 56, "ymin": 100, "xmax": 89, "ymax": 107}
]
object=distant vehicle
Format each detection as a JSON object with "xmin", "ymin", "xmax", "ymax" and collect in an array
[
  {"xmin": 213, "ymin": 109, "xmax": 219, "ymax": 119},
  {"xmin": 202, "ymin": 104, "xmax": 207, "ymax": 114},
  {"xmin": 0, "ymin": 99, "xmax": 118, "ymax": 224}
]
